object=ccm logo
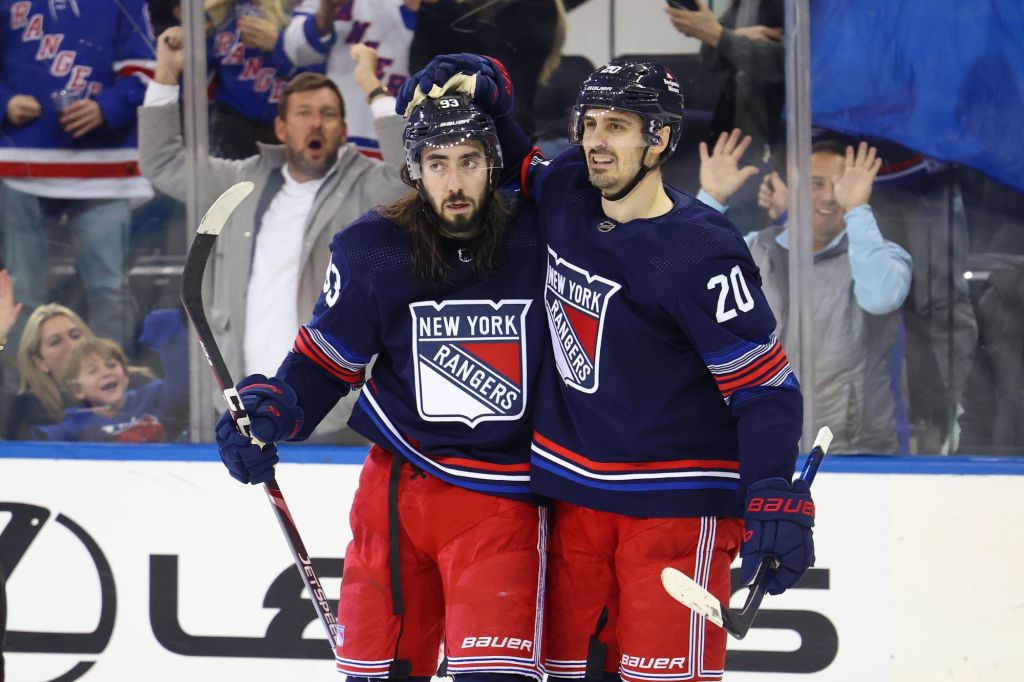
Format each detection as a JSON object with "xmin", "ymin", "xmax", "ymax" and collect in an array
[
  {"xmin": 462, "ymin": 636, "xmax": 533, "ymax": 652},
  {"xmin": 747, "ymin": 497, "xmax": 815, "ymax": 517},
  {"xmin": 621, "ymin": 655, "xmax": 686, "ymax": 670}
]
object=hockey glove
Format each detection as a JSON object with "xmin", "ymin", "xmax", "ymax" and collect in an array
[
  {"xmin": 215, "ymin": 411, "xmax": 279, "ymax": 484},
  {"xmin": 396, "ymin": 53, "xmax": 513, "ymax": 118},
  {"xmin": 235, "ymin": 374, "xmax": 304, "ymax": 443},
  {"xmin": 741, "ymin": 477, "xmax": 815, "ymax": 595}
]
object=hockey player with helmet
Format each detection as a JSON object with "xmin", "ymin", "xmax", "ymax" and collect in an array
[
  {"xmin": 399, "ymin": 56, "xmax": 813, "ymax": 681},
  {"xmin": 214, "ymin": 92, "xmax": 549, "ymax": 681}
]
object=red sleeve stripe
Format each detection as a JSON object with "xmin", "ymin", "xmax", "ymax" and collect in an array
[
  {"xmin": 533, "ymin": 431, "xmax": 739, "ymax": 472},
  {"xmin": 292, "ymin": 327, "xmax": 365, "ymax": 385},
  {"xmin": 520, "ymin": 146, "xmax": 542, "ymax": 198},
  {"xmin": 715, "ymin": 354, "xmax": 792, "ymax": 398},
  {"xmin": 714, "ymin": 343, "xmax": 790, "ymax": 394}
]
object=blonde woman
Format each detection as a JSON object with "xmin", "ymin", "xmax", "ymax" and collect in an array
[
  {"xmin": 5, "ymin": 303, "xmax": 157, "ymax": 440},
  {"xmin": 6, "ymin": 303, "xmax": 92, "ymax": 439}
]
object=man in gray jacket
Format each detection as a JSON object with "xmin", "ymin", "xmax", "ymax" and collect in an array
[
  {"xmin": 139, "ymin": 28, "xmax": 408, "ymax": 441},
  {"xmin": 697, "ymin": 130, "xmax": 913, "ymax": 454}
]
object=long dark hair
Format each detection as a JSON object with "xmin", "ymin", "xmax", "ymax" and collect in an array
[{"xmin": 378, "ymin": 166, "xmax": 514, "ymax": 288}]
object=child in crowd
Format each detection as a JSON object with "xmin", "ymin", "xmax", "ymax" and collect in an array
[{"xmin": 34, "ymin": 337, "xmax": 187, "ymax": 442}]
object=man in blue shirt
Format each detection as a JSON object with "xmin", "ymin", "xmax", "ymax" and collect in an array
[{"xmin": 698, "ymin": 129, "xmax": 913, "ymax": 453}]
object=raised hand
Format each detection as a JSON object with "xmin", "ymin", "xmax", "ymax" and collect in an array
[
  {"xmin": 757, "ymin": 171, "xmax": 788, "ymax": 221},
  {"xmin": 5, "ymin": 94, "xmax": 41, "ymax": 126},
  {"xmin": 315, "ymin": 0, "xmax": 346, "ymax": 36},
  {"xmin": 351, "ymin": 43, "xmax": 383, "ymax": 97},
  {"xmin": 665, "ymin": 0, "xmax": 724, "ymax": 47},
  {"xmin": 0, "ymin": 269, "xmax": 23, "ymax": 343},
  {"xmin": 155, "ymin": 26, "xmax": 185, "ymax": 85},
  {"xmin": 698, "ymin": 128, "xmax": 759, "ymax": 205},
  {"xmin": 238, "ymin": 14, "xmax": 279, "ymax": 53},
  {"xmin": 832, "ymin": 141, "xmax": 882, "ymax": 210}
]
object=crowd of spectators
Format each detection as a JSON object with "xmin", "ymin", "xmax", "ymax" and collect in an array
[{"xmin": 0, "ymin": 0, "xmax": 1020, "ymax": 454}]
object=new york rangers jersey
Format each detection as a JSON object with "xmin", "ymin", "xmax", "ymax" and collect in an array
[
  {"xmin": 285, "ymin": 0, "xmax": 414, "ymax": 158},
  {"xmin": 277, "ymin": 203, "xmax": 547, "ymax": 499},
  {"xmin": 0, "ymin": 0, "xmax": 155, "ymax": 198},
  {"xmin": 208, "ymin": 11, "xmax": 318, "ymax": 124},
  {"xmin": 526, "ymin": 152, "xmax": 803, "ymax": 518}
]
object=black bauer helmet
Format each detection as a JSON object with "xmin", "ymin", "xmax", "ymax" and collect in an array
[
  {"xmin": 570, "ymin": 59, "xmax": 685, "ymax": 201},
  {"xmin": 403, "ymin": 93, "xmax": 503, "ymax": 182}
]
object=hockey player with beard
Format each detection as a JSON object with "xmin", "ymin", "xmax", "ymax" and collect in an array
[
  {"xmin": 399, "ymin": 56, "xmax": 813, "ymax": 681},
  {"xmin": 214, "ymin": 91, "xmax": 551, "ymax": 681}
]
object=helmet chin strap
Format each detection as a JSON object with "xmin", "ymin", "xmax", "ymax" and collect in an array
[{"xmin": 598, "ymin": 144, "xmax": 670, "ymax": 203}]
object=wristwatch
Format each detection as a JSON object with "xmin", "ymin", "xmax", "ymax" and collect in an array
[{"xmin": 366, "ymin": 85, "xmax": 389, "ymax": 104}]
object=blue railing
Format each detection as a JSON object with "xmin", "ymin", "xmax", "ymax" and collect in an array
[{"xmin": 1, "ymin": 442, "xmax": 1022, "ymax": 475}]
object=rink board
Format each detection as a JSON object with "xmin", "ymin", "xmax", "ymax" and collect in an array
[{"xmin": 1, "ymin": 443, "xmax": 1022, "ymax": 682}]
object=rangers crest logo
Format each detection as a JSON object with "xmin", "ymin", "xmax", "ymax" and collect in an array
[
  {"xmin": 545, "ymin": 247, "xmax": 622, "ymax": 393},
  {"xmin": 411, "ymin": 300, "xmax": 532, "ymax": 426}
]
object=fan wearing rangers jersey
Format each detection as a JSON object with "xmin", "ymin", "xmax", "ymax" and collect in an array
[
  {"xmin": 284, "ymin": 0, "xmax": 416, "ymax": 159},
  {"xmin": 398, "ymin": 56, "xmax": 814, "ymax": 681},
  {"xmin": 0, "ymin": 0, "xmax": 155, "ymax": 350},
  {"xmin": 215, "ymin": 94, "xmax": 549, "ymax": 682}
]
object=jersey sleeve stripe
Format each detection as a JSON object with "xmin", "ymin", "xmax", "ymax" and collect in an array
[
  {"xmin": 705, "ymin": 335, "xmax": 795, "ymax": 399},
  {"xmin": 293, "ymin": 326, "xmax": 366, "ymax": 385},
  {"xmin": 716, "ymin": 353, "xmax": 791, "ymax": 398},
  {"xmin": 714, "ymin": 345, "xmax": 787, "ymax": 393}
]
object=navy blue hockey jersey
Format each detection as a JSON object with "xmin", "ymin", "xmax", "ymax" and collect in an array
[
  {"xmin": 525, "ymin": 151, "xmax": 803, "ymax": 518},
  {"xmin": 277, "ymin": 203, "xmax": 547, "ymax": 499}
]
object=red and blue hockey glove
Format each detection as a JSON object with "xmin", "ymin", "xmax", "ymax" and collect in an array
[
  {"xmin": 235, "ymin": 374, "xmax": 304, "ymax": 443},
  {"xmin": 215, "ymin": 412, "xmax": 279, "ymax": 484},
  {"xmin": 396, "ymin": 52, "xmax": 513, "ymax": 118},
  {"xmin": 741, "ymin": 477, "xmax": 815, "ymax": 595}
]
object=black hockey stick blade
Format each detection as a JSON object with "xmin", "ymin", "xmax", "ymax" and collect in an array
[
  {"xmin": 179, "ymin": 181, "xmax": 338, "ymax": 652},
  {"xmin": 661, "ymin": 426, "xmax": 833, "ymax": 639}
]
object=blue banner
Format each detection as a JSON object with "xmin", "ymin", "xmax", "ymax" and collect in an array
[{"xmin": 811, "ymin": 1, "xmax": 1024, "ymax": 191}]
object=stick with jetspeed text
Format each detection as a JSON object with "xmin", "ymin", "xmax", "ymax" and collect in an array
[
  {"xmin": 180, "ymin": 181, "xmax": 337, "ymax": 652},
  {"xmin": 660, "ymin": 426, "xmax": 832, "ymax": 639}
]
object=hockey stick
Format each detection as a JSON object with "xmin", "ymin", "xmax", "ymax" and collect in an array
[
  {"xmin": 660, "ymin": 426, "xmax": 832, "ymax": 640},
  {"xmin": 180, "ymin": 181, "xmax": 338, "ymax": 652}
]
